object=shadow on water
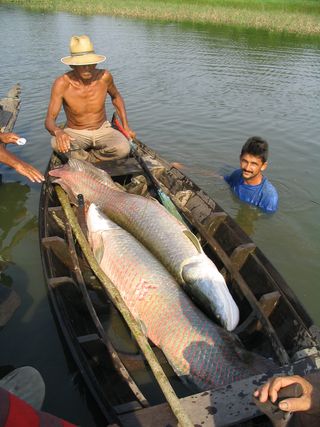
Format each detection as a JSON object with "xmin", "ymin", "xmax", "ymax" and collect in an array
[{"xmin": 233, "ymin": 202, "xmax": 262, "ymax": 237}]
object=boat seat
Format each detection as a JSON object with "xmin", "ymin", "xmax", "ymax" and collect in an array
[
  {"xmin": 235, "ymin": 291, "xmax": 281, "ymax": 335},
  {"xmin": 97, "ymin": 156, "xmax": 164, "ymax": 178}
]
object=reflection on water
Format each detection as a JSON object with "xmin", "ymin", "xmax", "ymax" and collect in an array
[
  {"xmin": 233, "ymin": 202, "xmax": 261, "ymax": 237},
  {"xmin": 0, "ymin": 4, "xmax": 319, "ymax": 426},
  {"xmin": 0, "ymin": 182, "xmax": 36, "ymax": 263},
  {"xmin": 0, "ymin": 182, "xmax": 37, "ymax": 286}
]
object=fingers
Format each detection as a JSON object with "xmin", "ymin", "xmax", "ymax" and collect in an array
[
  {"xmin": 56, "ymin": 132, "xmax": 75, "ymax": 153},
  {"xmin": 171, "ymin": 162, "xmax": 185, "ymax": 170},
  {"xmin": 278, "ymin": 397, "xmax": 310, "ymax": 412},
  {"xmin": 0, "ymin": 132, "xmax": 20, "ymax": 144},
  {"xmin": 126, "ymin": 128, "xmax": 136, "ymax": 139},
  {"xmin": 130, "ymin": 130, "xmax": 136, "ymax": 139},
  {"xmin": 55, "ymin": 130, "xmax": 73, "ymax": 150},
  {"xmin": 254, "ymin": 376, "xmax": 313, "ymax": 413},
  {"xmin": 15, "ymin": 162, "xmax": 45, "ymax": 183}
]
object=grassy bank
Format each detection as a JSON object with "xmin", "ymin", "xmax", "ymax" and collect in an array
[{"xmin": 2, "ymin": 0, "xmax": 320, "ymax": 35}]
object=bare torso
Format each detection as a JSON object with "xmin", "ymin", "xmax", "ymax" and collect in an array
[
  {"xmin": 45, "ymin": 64, "xmax": 135, "ymax": 151},
  {"xmin": 61, "ymin": 69, "xmax": 109, "ymax": 130}
]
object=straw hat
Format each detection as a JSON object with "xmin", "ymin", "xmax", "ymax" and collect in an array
[{"xmin": 61, "ymin": 35, "xmax": 106, "ymax": 66}]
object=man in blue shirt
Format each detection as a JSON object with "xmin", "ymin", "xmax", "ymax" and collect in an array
[{"xmin": 224, "ymin": 137, "xmax": 278, "ymax": 213}]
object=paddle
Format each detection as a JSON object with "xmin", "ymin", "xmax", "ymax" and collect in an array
[{"xmin": 112, "ymin": 115, "xmax": 186, "ymax": 224}]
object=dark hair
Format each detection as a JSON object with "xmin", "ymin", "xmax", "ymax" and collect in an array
[{"xmin": 240, "ymin": 136, "xmax": 269, "ymax": 163}]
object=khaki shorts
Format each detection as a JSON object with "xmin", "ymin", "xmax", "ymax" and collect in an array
[{"xmin": 51, "ymin": 121, "xmax": 130, "ymax": 162}]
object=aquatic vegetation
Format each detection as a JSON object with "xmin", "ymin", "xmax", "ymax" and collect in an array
[{"xmin": 2, "ymin": 0, "xmax": 320, "ymax": 36}]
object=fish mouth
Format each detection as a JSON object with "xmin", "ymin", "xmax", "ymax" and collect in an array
[
  {"xmin": 182, "ymin": 261, "xmax": 239, "ymax": 331},
  {"xmin": 194, "ymin": 277, "xmax": 239, "ymax": 331}
]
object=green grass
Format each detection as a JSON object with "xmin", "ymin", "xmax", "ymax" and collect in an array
[{"xmin": 2, "ymin": 0, "xmax": 320, "ymax": 35}]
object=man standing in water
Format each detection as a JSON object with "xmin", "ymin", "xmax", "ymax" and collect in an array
[
  {"xmin": 45, "ymin": 35, "xmax": 134, "ymax": 162},
  {"xmin": 224, "ymin": 136, "xmax": 278, "ymax": 213}
]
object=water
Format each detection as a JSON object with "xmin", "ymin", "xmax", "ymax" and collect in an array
[{"xmin": 0, "ymin": 5, "xmax": 319, "ymax": 425}]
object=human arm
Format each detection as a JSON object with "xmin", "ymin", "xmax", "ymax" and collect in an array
[
  {"xmin": 253, "ymin": 375, "xmax": 320, "ymax": 414},
  {"xmin": 0, "ymin": 145, "xmax": 44, "ymax": 183},
  {"xmin": 0, "ymin": 132, "xmax": 20, "ymax": 144},
  {"xmin": 107, "ymin": 73, "xmax": 136, "ymax": 139},
  {"xmin": 45, "ymin": 77, "xmax": 74, "ymax": 153}
]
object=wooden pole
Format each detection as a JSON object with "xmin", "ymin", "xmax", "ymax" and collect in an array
[{"xmin": 56, "ymin": 186, "xmax": 194, "ymax": 427}]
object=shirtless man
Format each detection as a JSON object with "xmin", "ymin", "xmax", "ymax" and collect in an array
[{"xmin": 45, "ymin": 35, "xmax": 134, "ymax": 162}]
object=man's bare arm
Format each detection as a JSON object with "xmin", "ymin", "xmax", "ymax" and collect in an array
[
  {"xmin": 0, "ymin": 145, "xmax": 44, "ymax": 183},
  {"xmin": 45, "ymin": 77, "xmax": 74, "ymax": 153},
  {"xmin": 107, "ymin": 73, "xmax": 136, "ymax": 139},
  {"xmin": 0, "ymin": 132, "xmax": 20, "ymax": 144}
]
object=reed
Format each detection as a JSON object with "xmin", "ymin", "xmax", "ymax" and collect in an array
[{"xmin": 2, "ymin": 0, "xmax": 320, "ymax": 35}]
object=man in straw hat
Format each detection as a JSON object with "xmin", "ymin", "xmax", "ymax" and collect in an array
[{"xmin": 45, "ymin": 35, "xmax": 134, "ymax": 162}]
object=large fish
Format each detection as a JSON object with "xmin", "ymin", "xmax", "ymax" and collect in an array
[
  {"xmin": 86, "ymin": 204, "xmax": 271, "ymax": 391},
  {"xmin": 49, "ymin": 159, "xmax": 239, "ymax": 330}
]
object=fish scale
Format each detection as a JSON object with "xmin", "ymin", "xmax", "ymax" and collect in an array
[
  {"xmin": 49, "ymin": 159, "xmax": 240, "ymax": 331},
  {"xmin": 85, "ymin": 204, "xmax": 273, "ymax": 391}
]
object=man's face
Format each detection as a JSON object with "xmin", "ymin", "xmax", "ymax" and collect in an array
[
  {"xmin": 72, "ymin": 64, "xmax": 97, "ymax": 80},
  {"xmin": 240, "ymin": 153, "xmax": 267, "ymax": 183}
]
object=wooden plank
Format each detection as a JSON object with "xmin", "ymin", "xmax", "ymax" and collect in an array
[
  {"xmin": 113, "ymin": 401, "xmax": 144, "ymax": 415},
  {"xmin": 42, "ymin": 236, "xmax": 75, "ymax": 270},
  {"xmin": 235, "ymin": 291, "xmax": 281, "ymax": 335},
  {"xmin": 47, "ymin": 276, "xmax": 76, "ymax": 288},
  {"xmin": 97, "ymin": 157, "xmax": 163, "ymax": 178},
  {"xmin": 230, "ymin": 243, "xmax": 256, "ymax": 271},
  {"xmin": 206, "ymin": 212, "xmax": 228, "ymax": 234},
  {"xmin": 117, "ymin": 356, "xmax": 320, "ymax": 427}
]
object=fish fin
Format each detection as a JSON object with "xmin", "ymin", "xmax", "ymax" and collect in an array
[
  {"xmin": 93, "ymin": 234, "xmax": 105, "ymax": 264},
  {"xmin": 183, "ymin": 230, "xmax": 202, "ymax": 253}
]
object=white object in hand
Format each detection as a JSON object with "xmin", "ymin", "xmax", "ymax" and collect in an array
[{"xmin": 16, "ymin": 138, "xmax": 27, "ymax": 145}]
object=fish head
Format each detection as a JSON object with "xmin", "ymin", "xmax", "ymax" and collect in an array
[
  {"xmin": 86, "ymin": 204, "xmax": 122, "ymax": 263},
  {"xmin": 182, "ymin": 257, "xmax": 239, "ymax": 331},
  {"xmin": 48, "ymin": 164, "xmax": 79, "ymax": 203}
]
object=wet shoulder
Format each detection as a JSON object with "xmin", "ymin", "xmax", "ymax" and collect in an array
[
  {"xmin": 263, "ymin": 177, "xmax": 278, "ymax": 196},
  {"xmin": 260, "ymin": 177, "xmax": 279, "ymax": 213}
]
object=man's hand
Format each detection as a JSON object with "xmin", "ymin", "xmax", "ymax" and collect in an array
[
  {"xmin": 54, "ymin": 129, "xmax": 75, "ymax": 153},
  {"xmin": 14, "ymin": 160, "xmax": 45, "ymax": 183},
  {"xmin": 124, "ymin": 127, "xmax": 136, "ymax": 140},
  {"xmin": 254, "ymin": 375, "xmax": 313, "ymax": 413},
  {"xmin": 0, "ymin": 132, "xmax": 20, "ymax": 144}
]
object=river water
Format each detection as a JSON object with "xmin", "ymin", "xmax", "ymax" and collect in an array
[{"xmin": 0, "ymin": 5, "xmax": 319, "ymax": 425}]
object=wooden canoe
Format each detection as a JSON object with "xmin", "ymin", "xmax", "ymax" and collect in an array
[
  {"xmin": 39, "ymin": 132, "xmax": 320, "ymax": 427},
  {"xmin": 0, "ymin": 84, "xmax": 21, "ymax": 134}
]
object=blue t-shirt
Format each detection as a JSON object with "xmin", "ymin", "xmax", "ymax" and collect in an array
[{"xmin": 224, "ymin": 169, "xmax": 278, "ymax": 213}]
